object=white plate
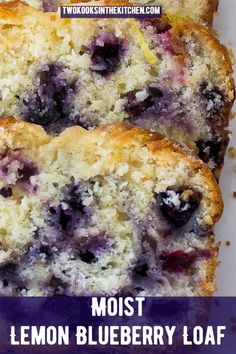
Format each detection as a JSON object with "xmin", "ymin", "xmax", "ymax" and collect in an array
[{"xmin": 214, "ymin": 0, "xmax": 236, "ymax": 295}]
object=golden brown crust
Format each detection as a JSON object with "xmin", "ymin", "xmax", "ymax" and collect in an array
[
  {"xmin": 201, "ymin": 0, "xmax": 219, "ymax": 25},
  {"xmin": 199, "ymin": 241, "xmax": 220, "ymax": 296},
  {"xmin": 104, "ymin": 0, "xmax": 219, "ymax": 25}
]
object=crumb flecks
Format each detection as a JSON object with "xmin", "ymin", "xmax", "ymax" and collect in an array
[{"xmin": 0, "ymin": 150, "xmax": 38, "ymax": 187}]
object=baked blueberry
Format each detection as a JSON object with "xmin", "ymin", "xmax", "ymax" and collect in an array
[
  {"xmin": 79, "ymin": 250, "xmax": 97, "ymax": 264},
  {"xmin": 76, "ymin": 235, "xmax": 111, "ymax": 264},
  {"xmin": 47, "ymin": 276, "xmax": 67, "ymax": 293},
  {"xmin": 48, "ymin": 182, "xmax": 91, "ymax": 234},
  {"xmin": 90, "ymin": 32, "xmax": 126, "ymax": 76},
  {"xmin": 160, "ymin": 249, "xmax": 210, "ymax": 273},
  {"xmin": 39, "ymin": 245, "xmax": 53, "ymax": 260},
  {"xmin": 0, "ymin": 150, "xmax": 38, "ymax": 186},
  {"xmin": 134, "ymin": 263, "xmax": 149, "ymax": 277},
  {"xmin": 0, "ymin": 187, "xmax": 12, "ymax": 198},
  {"xmin": 23, "ymin": 63, "xmax": 80, "ymax": 134},
  {"xmin": 196, "ymin": 139, "xmax": 226, "ymax": 171},
  {"xmin": 0, "ymin": 263, "xmax": 19, "ymax": 287},
  {"xmin": 125, "ymin": 85, "xmax": 164, "ymax": 118},
  {"xmin": 125, "ymin": 84, "xmax": 193, "ymax": 134},
  {"xmin": 18, "ymin": 161, "xmax": 38, "ymax": 183},
  {"xmin": 156, "ymin": 187, "xmax": 202, "ymax": 227},
  {"xmin": 200, "ymin": 83, "xmax": 225, "ymax": 120}
]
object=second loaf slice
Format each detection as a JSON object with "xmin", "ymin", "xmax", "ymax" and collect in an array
[{"xmin": 0, "ymin": 119, "xmax": 222, "ymax": 296}]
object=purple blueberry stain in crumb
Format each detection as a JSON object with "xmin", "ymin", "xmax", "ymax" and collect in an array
[
  {"xmin": 22, "ymin": 63, "xmax": 82, "ymax": 134},
  {"xmin": 90, "ymin": 32, "xmax": 126, "ymax": 76},
  {"xmin": 134, "ymin": 263, "xmax": 149, "ymax": 277},
  {"xmin": 18, "ymin": 161, "xmax": 38, "ymax": 183},
  {"xmin": 0, "ymin": 262, "xmax": 19, "ymax": 288},
  {"xmin": 142, "ymin": 234, "xmax": 157, "ymax": 252},
  {"xmin": 0, "ymin": 187, "xmax": 12, "ymax": 198},
  {"xmin": 124, "ymin": 83, "xmax": 193, "ymax": 134},
  {"xmin": 139, "ymin": 19, "xmax": 172, "ymax": 34},
  {"xmin": 48, "ymin": 182, "xmax": 91, "ymax": 234},
  {"xmin": 39, "ymin": 244, "xmax": 53, "ymax": 260},
  {"xmin": 0, "ymin": 150, "xmax": 38, "ymax": 188},
  {"xmin": 125, "ymin": 86, "xmax": 163, "ymax": 117},
  {"xmin": 160, "ymin": 249, "xmax": 211, "ymax": 273},
  {"xmin": 23, "ymin": 240, "xmax": 53, "ymax": 265},
  {"xmin": 42, "ymin": 0, "xmax": 59, "ymax": 12},
  {"xmin": 76, "ymin": 235, "xmax": 112, "ymax": 264},
  {"xmin": 194, "ymin": 223, "xmax": 214, "ymax": 238},
  {"xmin": 79, "ymin": 250, "xmax": 97, "ymax": 264},
  {"xmin": 47, "ymin": 180, "xmax": 113, "ymax": 266},
  {"xmin": 47, "ymin": 276, "xmax": 68, "ymax": 293},
  {"xmin": 156, "ymin": 187, "xmax": 202, "ymax": 228},
  {"xmin": 139, "ymin": 19, "xmax": 180, "ymax": 56},
  {"xmin": 196, "ymin": 139, "xmax": 226, "ymax": 170}
]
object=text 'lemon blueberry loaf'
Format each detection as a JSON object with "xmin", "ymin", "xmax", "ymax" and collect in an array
[
  {"xmin": 105, "ymin": 0, "xmax": 219, "ymax": 26},
  {"xmin": 0, "ymin": 119, "xmax": 223, "ymax": 296},
  {"xmin": 0, "ymin": 2, "xmax": 234, "ymax": 177}
]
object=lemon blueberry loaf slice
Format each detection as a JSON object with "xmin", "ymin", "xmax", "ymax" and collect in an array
[
  {"xmin": 0, "ymin": 119, "xmax": 222, "ymax": 296},
  {"xmin": 0, "ymin": 3, "xmax": 234, "ymax": 177}
]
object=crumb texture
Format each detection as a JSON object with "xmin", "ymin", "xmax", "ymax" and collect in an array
[
  {"xmin": 0, "ymin": 3, "xmax": 234, "ymax": 177},
  {"xmin": 0, "ymin": 119, "xmax": 222, "ymax": 296}
]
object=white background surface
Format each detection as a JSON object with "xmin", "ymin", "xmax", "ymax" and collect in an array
[{"xmin": 214, "ymin": 0, "xmax": 236, "ymax": 295}]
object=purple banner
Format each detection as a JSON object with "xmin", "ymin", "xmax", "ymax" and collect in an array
[{"xmin": 0, "ymin": 297, "xmax": 235, "ymax": 353}]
